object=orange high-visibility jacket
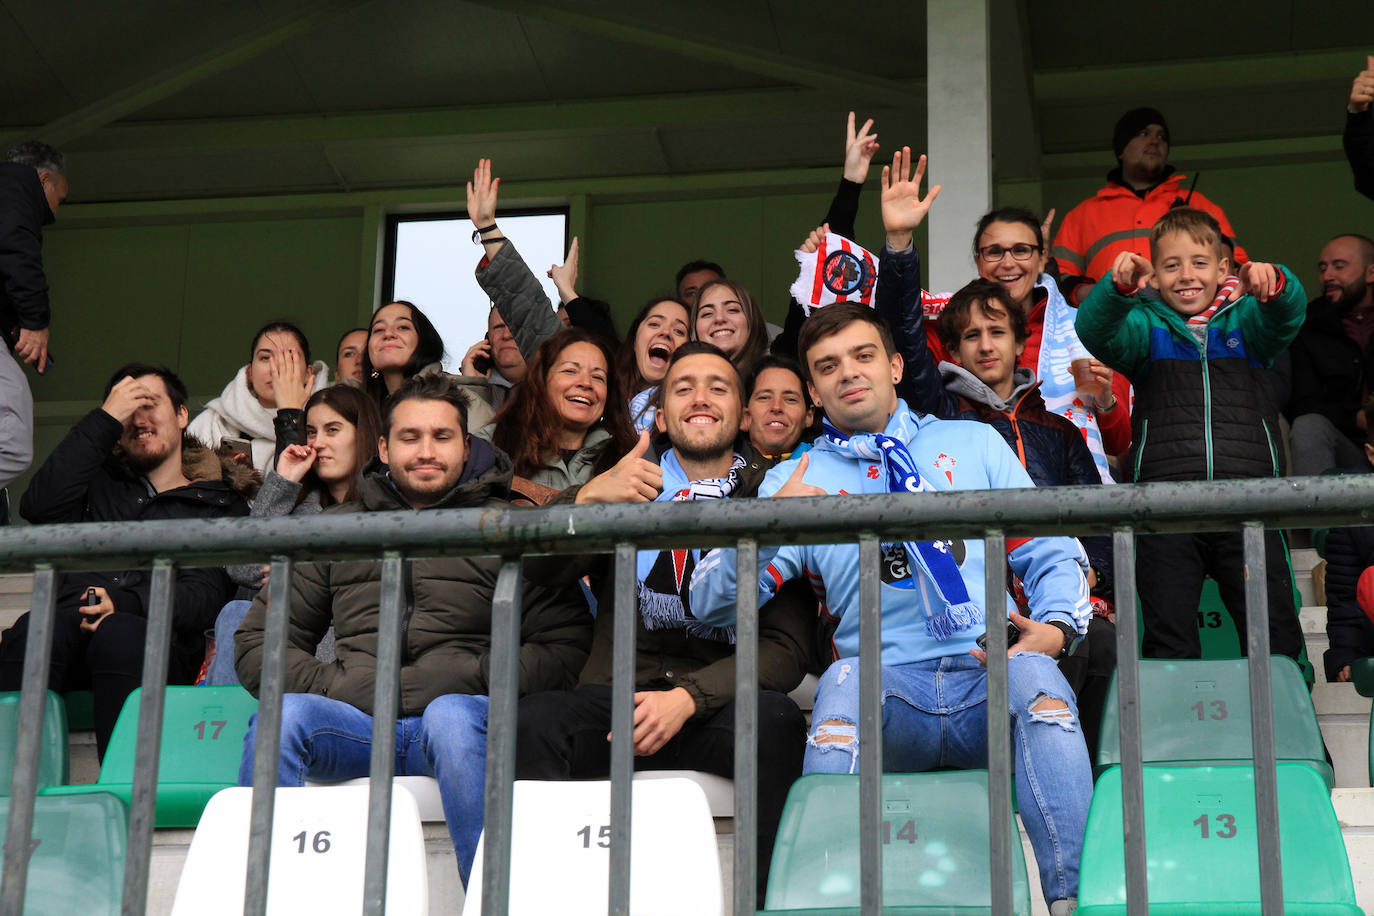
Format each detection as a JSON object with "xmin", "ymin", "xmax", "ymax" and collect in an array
[{"xmin": 1051, "ymin": 171, "xmax": 1247, "ymax": 305}]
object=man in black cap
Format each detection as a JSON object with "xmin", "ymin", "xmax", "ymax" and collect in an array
[{"xmin": 1049, "ymin": 107, "xmax": 1247, "ymax": 305}]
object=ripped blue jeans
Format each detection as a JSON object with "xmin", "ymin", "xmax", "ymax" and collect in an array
[{"xmin": 804, "ymin": 652, "xmax": 1090, "ymax": 904}]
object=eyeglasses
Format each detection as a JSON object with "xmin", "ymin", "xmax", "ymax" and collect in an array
[{"xmin": 977, "ymin": 243, "xmax": 1042, "ymax": 263}]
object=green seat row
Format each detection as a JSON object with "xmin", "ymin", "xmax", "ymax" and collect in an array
[
  {"xmin": 42, "ymin": 685, "xmax": 258, "ymax": 827},
  {"xmin": 0, "ymin": 792, "xmax": 126, "ymax": 916},
  {"xmin": 0, "ymin": 690, "xmax": 68, "ymax": 792}
]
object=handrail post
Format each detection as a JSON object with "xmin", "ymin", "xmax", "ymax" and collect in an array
[
  {"xmin": 983, "ymin": 531, "xmax": 1013, "ymax": 915},
  {"xmin": 362, "ymin": 552, "xmax": 405, "ymax": 914},
  {"xmin": 244, "ymin": 556, "xmax": 293, "ymax": 916},
  {"xmin": 857, "ymin": 534, "xmax": 883, "ymax": 916},
  {"xmin": 1242, "ymin": 522, "xmax": 1283, "ymax": 915},
  {"xmin": 732, "ymin": 539, "xmax": 759, "ymax": 915},
  {"xmin": 608, "ymin": 543, "xmax": 637, "ymax": 916},
  {"xmin": 0, "ymin": 565, "xmax": 57, "ymax": 914},
  {"xmin": 122, "ymin": 559, "xmax": 176, "ymax": 916},
  {"xmin": 480, "ymin": 557, "xmax": 524, "ymax": 915},
  {"xmin": 1112, "ymin": 528, "xmax": 1147, "ymax": 913}
]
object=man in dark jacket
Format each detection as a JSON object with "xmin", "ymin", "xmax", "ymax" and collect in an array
[
  {"xmin": 0, "ymin": 363, "xmax": 249, "ymax": 759},
  {"xmin": 235, "ymin": 374, "xmax": 592, "ymax": 887},
  {"xmin": 1287, "ymin": 234, "xmax": 1374, "ymax": 475},
  {"xmin": 0, "ymin": 140, "xmax": 66, "ymax": 492},
  {"xmin": 1346, "ymin": 55, "xmax": 1374, "ymax": 200},
  {"xmin": 516, "ymin": 343, "xmax": 813, "ymax": 898}
]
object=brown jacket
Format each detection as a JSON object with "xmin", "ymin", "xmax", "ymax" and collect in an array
[{"xmin": 235, "ymin": 439, "xmax": 592, "ymax": 715}]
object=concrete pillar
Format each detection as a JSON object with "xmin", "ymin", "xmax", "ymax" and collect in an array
[{"xmin": 926, "ymin": 0, "xmax": 992, "ymax": 291}]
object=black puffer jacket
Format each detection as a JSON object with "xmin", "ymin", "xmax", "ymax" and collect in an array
[
  {"xmin": 1322, "ymin": 521, "xmax": 1374, "ymax": 681},
  {"xmin": 235, "ymin": 440, "xmax": 593, "ymax": 716},
  {"xmin": 19, "ymin": 408, "xmax": 250, "ymax": 671},
  {"xmin": 0, "ymin": 162, "xmax": 52, "ymax": 340},
  {"xmin": 1286, "ymin": 294, "xmax": 1372, "ymax": 446}
]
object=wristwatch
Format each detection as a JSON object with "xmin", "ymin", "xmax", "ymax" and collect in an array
[{"xmin": 1047, "ymin": 620, "xmax": 1081, "ymax": 660}]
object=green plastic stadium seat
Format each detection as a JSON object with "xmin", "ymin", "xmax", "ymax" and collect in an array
[
  {"xmin": 63, "ymin": 690, "xmax": 94, "ymax": 731},
  {"xmin": 1077, "ymin": 764, "xmax": 1361, "ymax": 915},
  {"xmin": 0, "ymin": 792, "xmax": 127, "ymax": 915},
  {"xmin": 760, "ymin": 772, "xmax": 1031, "ymax": 915},
  {"xmin": 1350, "ymin": 656, "xmax": 1374, "ymax": 698},
  {"xmin": 0, "ymin": 690, "xmax": 68, "ymax": 791},
  {"xmin": 1095, "ymin": 657, "xmax": 1331, "ymax": 787},
  {"xmin": 41, "ymin": 686, "xmax": 258, "ymax": 827}
]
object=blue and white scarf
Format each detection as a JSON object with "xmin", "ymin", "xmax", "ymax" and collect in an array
[
  {"xmin": 817, "ymin": 412, "xmax": 982, "ymax": 639},
  {"xmin": 629, "ymin": 386, "xmax": 658, "ymax": 433},
  {"xmin": 636, "ymin": 450, "xmax": 744, "ymax": 643},
  {"xmin": 1034, "ymin": 274, "xmax": 1115, "ymax": 485}
]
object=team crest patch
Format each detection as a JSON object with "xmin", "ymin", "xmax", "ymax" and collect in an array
[{"xmin": 933, "ymin": 453, "xmax": 956, "ymax": 485}]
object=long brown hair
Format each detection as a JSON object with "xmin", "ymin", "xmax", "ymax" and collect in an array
[
  {"xmin": 302, "ymin": 384, "xmax": 382, "ymax": 506},
  {"xmin": 492, "ymin": 328, "xmax": 637, "ymax": 478},
  {"xmin": 690, "ymin": 278, "xmax": 769, "ymax": 375}
]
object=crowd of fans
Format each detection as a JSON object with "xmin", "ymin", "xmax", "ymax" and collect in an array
[{"xmin": 3, "ymin": 58, "xmax": 1374, "ymax": 913}]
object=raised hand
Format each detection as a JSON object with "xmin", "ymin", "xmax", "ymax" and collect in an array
[
  {"xmin": 1040, "ymin": 208, "xmax": 1057, "ymax": 246},
  {"xmin": 772, "ymin": 453, "xmax": 827, "ymax": 499},
  {"xmin": 1350, "ymin": 55, "xmax": 1374, "ymax": 113},
  {"xmin": 461, "ymin": 338, "xmax": 492, "ymax": 377},
  {"xmin": 1232, "ymin": 261, "xmax": 1280, "ymax": 302},
  {"xmin": 270, "ymin": 345, "xmax": 314, "ymax": 411},
  {"xmin": 575, "ymin": 430, "xmax": 663, "ymax": 504},
  {"xmin": 843, "ymin": 111, "xmax": 880, "ymax": 184},
  {"xmin": 880, "ymin": 147, "xmax": 941, "ymax": 249},
  {"xmin": 276, "ymin": 444, "xmax": 317, "ymax": 483},
  {"xmin": 466, "ymin": 158, "xmax": 500, "ymax": 228},
  {"xmin": 100, "ymin": 375, "xmax": 158, "ymax": 424},
  {"xmin": 797, "ymin": 223, "xmax": 830, "ymax": 255},
  {"xmin": 1111, "ymin": 251, "xmax": 1153, "ymax": 292},
  {"xmin": 548, "ymin": 236, "xmax": 579, "ymax": 304}
]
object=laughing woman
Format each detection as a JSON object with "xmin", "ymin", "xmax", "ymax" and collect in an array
[
  {"xmin": 617, "ymin": 297, "xmax": 690, "ymax": 433},
  {"xmin": 486, "ymin": 327, "xmax": 637, "ymax": 493}
]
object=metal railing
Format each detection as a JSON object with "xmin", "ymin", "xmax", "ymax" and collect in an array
[{"xmin": 0, "ymin": 473, "xmax": 1370, "ymax": 915}]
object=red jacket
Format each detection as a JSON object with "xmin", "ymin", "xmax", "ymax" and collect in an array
[{"xmin": 1050, "ymin": 170, "xmax": 1247, "ymax": 305}]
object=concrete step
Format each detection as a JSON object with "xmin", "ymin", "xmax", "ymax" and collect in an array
[
  {"xmin": 1314, "ymin": 682, "xmax": 1372, "ymax": 789},
  {"xmin": 1291, "ymin": 547, "xmax": 1321, "ymax": 576},
  {"xmin": 1332, "ymin": 788, "xmax": 1374, "ymax": 916}
]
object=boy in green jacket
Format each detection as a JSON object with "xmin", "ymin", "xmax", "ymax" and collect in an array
[{"xmin": 1075, "ymin": 207, "xmax": 1306, "ymax": 660}]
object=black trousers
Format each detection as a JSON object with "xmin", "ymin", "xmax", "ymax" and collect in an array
[
  {"xmin": 1056, "ymin": 615, "xmax": 1117, "ymax": 759},
  {"xmin": 0, "ymin": 605, "xmax": 195, "ymax": 760},
  {"xmin": 516, "ymin": 684, "xmax": 805, "ymax": 898},
  {"xmin": 1136, "ymin": 529, "xmax": 1303, "ymax": 661}
]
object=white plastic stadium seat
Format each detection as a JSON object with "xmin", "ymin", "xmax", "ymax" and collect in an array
[
  {"xmin": 170, "ymin": 785, "xmax": 428, "ymax": 915},
  {"xmin": 305, "ymin": 774, "xmax": 447, "ymax": 822},
  {"xmin": 463, "ymin": 777, "xmax": 722, "ymax": 916},
  {"xmin": 633, "ymin": 769, "xmax": 735, "ymax": 817}
]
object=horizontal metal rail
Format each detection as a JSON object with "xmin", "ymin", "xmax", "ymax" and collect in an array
[{"xmin": 0, "ymin": 475, "xmax": 1368, "ymax": 571}]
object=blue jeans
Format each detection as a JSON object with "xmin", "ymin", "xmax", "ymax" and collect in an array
[
  {"xmin": 238, "ymin": 692, "xmax": 489, "ymax": 886},
  {"xmin": 805, "ymin": 652, "xmax": 1091, "ymax": 905},
  {"xmin": 205, "ymin": 600, "xmax": 252, "ymax": 686}
]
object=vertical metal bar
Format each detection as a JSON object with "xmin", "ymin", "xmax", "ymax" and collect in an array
[
  {"xmin": 1113, "ymin": 529, "xmax": 1147, "ymax": 913},
  {"xmin": 608, "ymin": 543, "xmax": 637, "ymax": 916},
  {"xmin": 983, "ymin": 532, "xmax": 1013, "ymax": 916},
  {"xmin": 857, "ymin": 534, "xmax": 883, "ymax": 916},
  {"xmin": 122, "ymin": 559, "xmax": 176, "ymax": 916},
  {"xmin": 244, "ymin": 557, "xmax": 293, "ymax": 916},
  {"xmin": 1243, "ymin": 523, "xmax": 1283, "ymax": 915},
  {"xmin": 732, "ymin": 539, "xmax": 759, "ymax": 916},
  {"xmin": 480, "ymin": 557, "xmax": 524, "ymax": 916},
  {"xmin": 363, "ymin": 553, "xmax": 405, "ymax": 914},
  {"xmin": 0, "ymin": 565, "xmax": 57, "ymax": 913}
]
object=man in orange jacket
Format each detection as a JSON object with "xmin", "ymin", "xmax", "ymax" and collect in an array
[{"xmin": 1050, "ymin": 107, "xmax": 1247, "ymax": 305}]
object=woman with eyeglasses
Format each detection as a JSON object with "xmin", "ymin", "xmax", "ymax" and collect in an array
[{"xmin": 960, "ymin": 206, "xmax": 1133, "ymax": 474}]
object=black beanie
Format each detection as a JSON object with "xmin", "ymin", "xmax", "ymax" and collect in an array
[{"xmin": 1112, "ymin": 107, "xmax": 1169, "ymax": 160}]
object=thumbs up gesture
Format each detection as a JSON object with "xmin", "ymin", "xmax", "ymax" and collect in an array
[
  {"xmin": 1349, "ymin": 55, "xmax": 1374, "ymax": 113},
  {"xmin": 575, "ymin": 430, "xmax": 664, "ymax": 504},
  {"xmin": 771, "ymin": 453, "xmax": 828, "ymax": 499}
]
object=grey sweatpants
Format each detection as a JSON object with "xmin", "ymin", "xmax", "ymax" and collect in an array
[{"xmin": 0, "ymin": 345, "xmax": 34, "ymax": 492}]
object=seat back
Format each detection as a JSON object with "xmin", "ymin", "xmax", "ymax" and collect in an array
[
  {"xmin": 761, "ymin": 771, "xmax": 1031, "ymax": 915},
  {"xmin": 464, "ymin": 777, "xmax": 722, "ymax": 916},
  {"xmin": 1077, "ymin": 764, "xmax": 1362, "ymax": 914},
  {"xmin": 0, "ymin": 690, "xmax": 68, "ymax": 791},
  {"xmin": 99, "ymin": 685, "xmax": 258, "ymax": 785},
  {"xmin": 0, "ymin": 792, "xmax": 127, "ymax": 916},
  {"xmin": 1096, "ymin": 656, "xmax": 1331, "ymax": 786},
  {"xmin": 170, "ymin": 784, "xmax": 427, "ymax": 915}
]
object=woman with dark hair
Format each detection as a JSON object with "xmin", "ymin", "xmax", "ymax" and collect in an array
[
  {"xmin": 617, "ymin": 297, "xmax": 690, "ymax": 432},
  {"xmin": 188, "ymin": 320, "xmax": 330, "ymax": 473},
  {"xmin": 361, "ymin": 300, "xmax": 494, "ymax": 432},
  {"xmin": 485, "ymin": 327, "xmax": 637, "ymax": 493},
  {"xmin": 690, "ymin": 278, "xmax": 770, "ymax": 376},
  {"xmin": 205, "ymin": 384, "xmax": 382, "ymax": 685}
]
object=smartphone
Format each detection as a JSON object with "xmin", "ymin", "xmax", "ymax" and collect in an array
[
  {"xmin": 976, "ymin": 619, "xmax": 1021, "ymax": 652},
  {"xmin": 473, "ymin": 332, "xmax": 493, "ymax": 375},
  {"xmin": 221, "ymin": 436, "xmax": 252, "ymax": 461}
]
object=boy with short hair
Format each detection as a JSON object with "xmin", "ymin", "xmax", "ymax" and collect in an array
[{"xmin": 1075, "ymin": 207, "xmax": 1307, "ymax": 660}]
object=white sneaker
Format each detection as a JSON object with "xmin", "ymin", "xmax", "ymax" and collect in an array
[{"xmin": 1049, "ymin": 899, "xmax": 1078, "ymax": 916}]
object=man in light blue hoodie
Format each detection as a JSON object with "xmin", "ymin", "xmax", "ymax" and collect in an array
[{"xmin": 689, "ymin": 301, "xmax": 1093, "ymax": 915}]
